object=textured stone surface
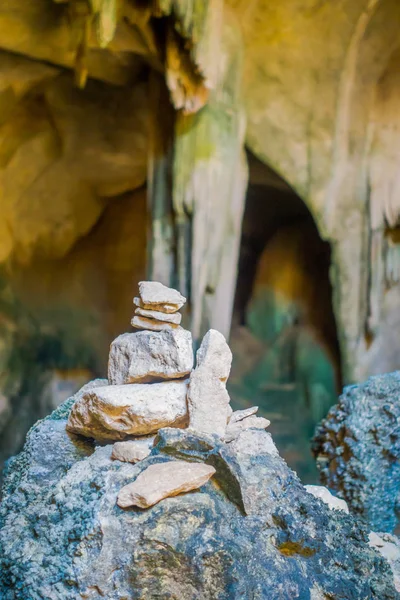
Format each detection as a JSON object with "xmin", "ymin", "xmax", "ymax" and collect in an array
[
  {"xmin": 108, "ymin": 329, "xmax": 193, "ymax": 385},
  {"xmin": 66, "ymin": 380, "xmax": 189, "ymax": 441},
  {"xmin": 138, "ymin": 281, "xmax": 186, "ymax": 310},
  {"xmin": 369, "ymin": 532, "xmax": 400, "ymax": 592},
  {"xmin": 135, "ymin": 307, "xmax": 182, "ymax": 324},
  {"xmin": 0, "ymin": 395, "xmax": 398, "ymax": 599},
  {"xmin": 305, "ymin": 485, "xmax": 349, "ymax": 514},
  {"xmin": 187, "ymin": 329, "xmax": 232, "ymax": 437},
  {"xmin": 117, "ymin": 460, "xmax": 216, "ymax": 508},
  {"xmin": 225, "ymin": 414, "xmax": 270, "ymax": 443},
  {"xmin": 312, "ymin": 371, "xmax": 400, "ymax": 533},
  {"xmin": 131, "ymin": 315, "xmax": 180, "ymax": 332},
  {"xmin": 111, "ymin": 437, "xmax": 155, "ymax": 463},
  {"xmin": 153, "ymin": 427, "xmax": 220, "ymax": 463}
]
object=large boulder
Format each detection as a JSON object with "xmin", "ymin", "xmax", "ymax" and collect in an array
[
  {"xmin": 0, "ymin": 385, "xmax": 398, "ymax": 599},
  {"xmin": 312, "ymin": 371, "xmax": 400, "ymax": 533}
]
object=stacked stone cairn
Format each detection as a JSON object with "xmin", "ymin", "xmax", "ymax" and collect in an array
[{"xmin": 66, "ymin": 281, "xmax": 271, "ymax": 510}]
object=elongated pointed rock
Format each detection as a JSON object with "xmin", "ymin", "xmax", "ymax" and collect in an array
[
  {"xmin": 117, "ymin": 460, "xmax": 216, "ymax": 508},
  {"xmin": 187, "ymin": 329, "xmax": 232, "ymax": 437}
]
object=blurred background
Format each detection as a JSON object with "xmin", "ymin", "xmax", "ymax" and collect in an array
[{"xmin": 1, "ymin": 0, "xmax": 400, "ymax": 482}]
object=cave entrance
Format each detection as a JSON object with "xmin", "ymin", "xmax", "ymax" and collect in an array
[{"xmin": 228, "ymin": 152, "xmax": 341, "ymax": 483}]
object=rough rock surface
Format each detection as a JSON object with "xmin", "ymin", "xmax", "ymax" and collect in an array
[
  {"xmin": 131, "ymin": 315, "xmax": 180, "ymax": 332},
  {"xmin": 66, "ymin": 380, "xmax": 189, "ymax": 441},
  {"xmin": 187, "ymin": 329, "xmax": 232, "ymax": 437},
  {"xmin": 117, "ymin": 460, "xmax": 216, "ymax": 508},
  {"xmin": 0, "ymin": 392, "xmax": 398, "ymax": 599},
  {"xmin": 108, "ymin": 329, "xmax": 193, "ymax": 385},
  {"xmin": 305, "ymin": 485, "xmax": 349, "ymax": 513},
  {"xmin": 369, "ymin": 532, "xmax": 400, "ymax": 592},
  {"xmin": 111, "ymin": 438, "xmax": 155, "ymax": 463},
  {"xmin": 138, "ymin": 281, "xmax": 186, "ymax": 310},
  {"xmin": 135, "ymin": 307, "xmax": 182, "ymax": 324},
  {"xmin": 312, "ymin": 371, "xmax": 400, "ymax": 533}
]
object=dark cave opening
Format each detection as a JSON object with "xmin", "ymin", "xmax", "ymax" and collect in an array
[{"xmin": 228, "ymin": 152, "xmax": 342, "ymax": 482}]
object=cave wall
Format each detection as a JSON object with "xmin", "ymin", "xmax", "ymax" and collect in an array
[
  {"xmin": 1, "ymin": 0, "xmax": 400, "ymax": 409},
  {"xmin": 227, "ymin": 0, "xmax": 400, "ymax": 382}
]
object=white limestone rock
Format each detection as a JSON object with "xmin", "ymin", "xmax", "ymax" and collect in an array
[
  {"xmin": 108, "ymin": 329, "xmax": 194, "ymax": 385},
  {"xmin": 138, "ymin": 281, "xmax": 186, "ymax": 311},
  {"xmin": 225, "ymin": 415, "xmax": 270, "ymax": 443},
  {"xmin": 111, "ymin": 437, "xmax": 155, "ymax": 463},
  {"xmin": 135, "ymin": 307, "xmax": 182, "ymax": 325},
  {"xmin": 187, "ymin": 329, "xmax": 232, "ymax": 437},
  {"xmin": 66, "ymin": 380, "xmax": 189, "ymax": 441},
  {"xmin": 131, "ymin": 315, "xmax": 180, "ymax": 332},
  {"xmin": 117, "ymin": 460, "xmax": 216, "ymax": 509},
  {"xmin": 305, "ymin": 485, "xmax": 349, "ymax": 513}
]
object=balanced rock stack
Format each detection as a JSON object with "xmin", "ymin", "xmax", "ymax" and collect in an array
[{"xmin": 66, "ymin": 281, "xmax": 270, "ymax": 509}]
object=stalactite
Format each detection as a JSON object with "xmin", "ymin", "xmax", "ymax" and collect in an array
[{"xmin": 172, "ymin": 9, "xmax": 247, "ymax": 342}]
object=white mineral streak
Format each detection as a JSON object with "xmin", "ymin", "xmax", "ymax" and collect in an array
[
  {"xmin": 187, "ymin": 329, "xmax": 232, "ymax": 437},
  {"xmin": 305, "ymin": 485, "xmax": 349, "ymax": 513},
  {"xmin": 66, "ymin": 380, "xmax": 189, "ymax": 441},
  {"xmin": 117, "ymin": 460, "xmax": 216, "ymax": 508},
  {"xmin": 108, "ymin": 329, "xmax": 193, "ymax": 385}
]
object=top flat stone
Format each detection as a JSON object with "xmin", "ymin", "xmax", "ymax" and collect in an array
[{"xmin": 138, "ymin": 281, "xmax": 186, "ymax": 311}]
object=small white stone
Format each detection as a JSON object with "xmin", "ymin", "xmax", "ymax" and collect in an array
[
  {"xmin": 187, "ymin": 329, "xmax": 232, "ymax": 437},
  {"xmin": 112, "ymin": 438, "xmax": 155, "ymax": 463},
  {"xmin": 225, "ymin": 415, "xmax": 270, "ymax": 443},
  {"xmin": 229, "ymin": 407, "xmax": 259, "ymax": 424},
  {"xmin": 117, "ymin": 460, "xmax": 216, "ymax": 508},
  {"xmin": 135, "ymin": 307, "xmax": 182, "ymax": 325},
  {"xmin": 305, "ymin": 485, "xmax": 349, "ymax": 513},
  {"xmin": 138, "ymin": 281, "xmax": 186, "ymax": 310},
  {"xmin": 108, "ymin": 329, "xmax": 193, "ymax": 385},
  {"xmin": 131, "ymin": 315, "xmax": 180, "ymax": 332},
  {"xmin": 66, "ymin": 380, "xmax": 189, "ymax": 441}
]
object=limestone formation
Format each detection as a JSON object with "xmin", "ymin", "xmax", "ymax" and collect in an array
[
  {"xmin": 108, "ymin": 329, "xmax": 193, "ymax": 385},
  {"xmin": 117, "ymin": 460, "xmax": 216, "ymax": 509},
  {"xmin": 135, "ymin": 307, "xmax": 182, "ymax": 325},
  {"xmin": 305, "ymin": 485, "xmax": 349, "ymax": 514},
  {"xmin": 225, "ymin": 415, "xmax": 271, "ymax": 443},
  {"xmin": 111, "ymin": 438, "xmax": 155, "ymax": 463},
  {"xmin": 138, "ymin": 281, "xmax": 186, "ymax": 311},
  {"xmin": 66, "ymin": 380, "xmax": 189, "ymax": 441},
  {"xmin": 131, "ymin": 315, "xmax": 180, "ymax": 332},
  {"xmin": 187, "ymin": 329, "xmax": 233, "ymax": 437}
]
